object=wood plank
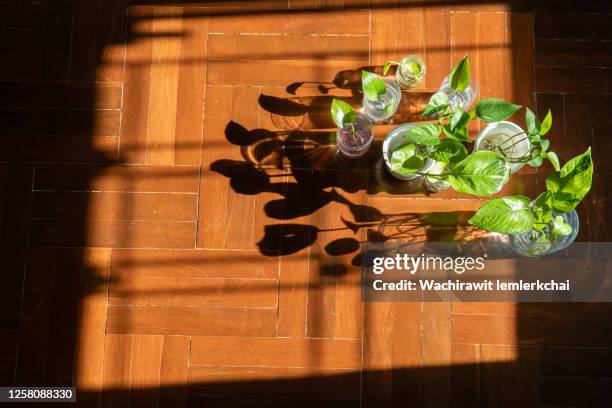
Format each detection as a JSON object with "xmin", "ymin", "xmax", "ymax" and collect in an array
[
  {"xmin": 450, "ymin": 343, "xmax": 479, "ymax": 407},
  {"xmin": 29, "ymin": 219, "xmax": 196, "ymax": 248},
  {"xmin": 190, "ymin": 336, "xmax": 361, "ymax": 369},
  {"xmin": 362, "ymin": 302, "xmax": 399, "ymax": 407},
  {"xmin": 198, "ymin": 86, "xmax": 259, "ymax": 249},
  {"xmin": 536, "ymin": 39, "xmax": 612, "ymax": 68},
  {"xmin": 0, "ymin": 2, "xmax": 45, "ymax": 29},
  {"xmin": 207, "ymin": 34, "xmax": 369, "ymax": 61},
  {"xmin": 0, "ymin": 108, "xmax": 120, "ymax": 136},
  {"xmin": 189, "ymin": 366, "xmax": 360, "ymax": 399},
  {"xmin": 422, "ymin": 7, "xmax": 451, "ymax": 90},
  {"xmin": 42, "ymin": 0, "xmax": 73, "ymax": 80},
  {"xmin": 34, "ymin": 164, "xmax": 200, "ymax": 193},
  {"xmin": 421, "ymin": 302, "xmax": 451, "ymax": 408},
  {"xmin": 390, "ymin": 303, "xmax": 423, "ymax": 406},
  {"xmin": 97, "ymin": 0, "xmax": 128, "ymax": 82},
  {"xmin": 186, "ymin": 395, "xmax": 359, "ymax": 408},
  {"xmin": 209, "ymin": 9, "xmax": 368, "ymax": 34},
  {"xmin": 130, "ymin": 335, "xmax": 164, "ymax": 408},
  {"xmin": 146, "ymin": 7, "xmax": 183, "ymax": 165},
  {"xmin": 539, "ymin": 376, "xmax": 611, "ymax": 407},
  {"xmin": 159, "ymin": 336, "xmax": 190, "ymax": 407},
  {"xmin": 0, "ymin": 163, "xmax": 32, "ymax": 329},
  {"xmin": 0, "ymin": 81, "xmax": 122, "ymax": 109},
  {"xmin": 74, "ymin": 248, "xmax": 112, "ymax": 407},
  {"xmin": 17, "ymin": 248, "xmax": 109, "ymax": 386},
  {"xmin": 0, "ymin": 135, "xmax": 118, "ymax": 163},
  {"xmin": 453, "ymin": 314, "xmax": 612, "ymax": 346},
  {"xmin": 101, "ymin": 334, "xmax": 133, "ymax": 408},
  {"xmin": 275, "ymin": 169, "xmax": 311, "ymax": 338},
  {"xmin": 207, "ymin": 59, "xmax": 365, "ymax": 87},
  {"xmin": 0, "ymin": 330, "xmax": 18, "ymax": 360},
  {"xmin": 174, "ymin": 8, "xmax": 207, "ymax": 165},
  {"xmin": 119, "ymin": 6, "xmax": 155, "ymax": 163},
  {"xmin": 535, "ymin": 14, "xmax": 612, "ymax": 40},
  {"xmin": 535, "ymin": 66, "xmax": 612, "ymax": 94},
  {"xmin": 111, "ymin": 249, "xmax": 279, "ymax": 279},
  {"xmin": 107, "ymin": 306, "xmax": 277, "ymax": 336},
  {"xmin": 509, "ymin": 13, "xmax": 535, "ymax": 112},
  {"xmin": 70, "ymin": 0, "xmax": 102, "ymax": 81},
  {"xmin": 479, "ymin": 345, "xmax": 538, "ymax": 407},
  {"xmin": 539, "ymin": 347, "xmax": 612, "ymax": 378},
  {"xmin": 108, "ymin": 275, "xmax": 277, "ymax": 308},
  {"xmin": 31, "ymin": 191, "xmax": 198, "ymax": 221}
]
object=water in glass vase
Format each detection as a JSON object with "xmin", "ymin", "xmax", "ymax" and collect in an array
[
  {"xmin": 438, "ymin": 74, "xmax": 478, "ymax": 111},
  {"xmin": 396, "ymin": 55, "xmax": 426, "ymax": 89},
  {"xmin": 336, "ymin": 113, "xmax": 373, "ymax": 158},
  {"xmin": 474, "ymin": 121, "xmax": 530, "ymax": 174},
  {"xmin": 363, "ymin": 78, "xmax": 401, "ymax": 123},
  {"xmin": 510, "ymin": 208, "xmax": 579, "ymax": 257}
]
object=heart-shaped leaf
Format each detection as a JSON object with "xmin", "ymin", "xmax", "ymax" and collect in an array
[
  {"xmin": 403, "ymin": 123, "xmax": 441, "ymax": 147},
  {"xmin": 331, "ymin": 98, "xmax": 355, "ymax": 128},
  {"xmin": 469, "ymin": 195, "xmax": 535, "ymax": 234},
  {"xmin": 362, "ymin": 70, "xmax": 387, "ymax": 102},
  {"xmin": 545, "ymin": 147, "xmax": 593, "ymax": 212},
  {"xmin": 390, "ymin": 143, "xmax": 416, "ymax": 168},
  {"xmin": 551, "ymin": 215, "xmax": 573, "ymax": 237},
  {"xmin": 421, "ymin": 92, "xmax": 449, "ymax": 117},
  {"xmin": 390, "ymin": 143, "xmax": 425, "ymax": 174},
  {"xmin": 525, "ymin": 107, "xmax": 541, "ymax": 136},
  {"xmin": 546, "ymin": 151, "xmax": 560, "ymax": 171},
  {"xmin": 399, "ymin": 155, "xmax": 425, "ymax": 174},
  {"xmin": 475, "ymin": 98, "xmax": 522, "ymax": 122},
  {"xmin": 532, "ymin": 191, "xmax": 554, "ymax": 226},
  {"xmin": 448, "ymin": 151, "xmax": 510, "ymax": 196},
  {"xmin": 540, "ymin": 110, "xmax": 552, "ymax": 136},
  {"xmin": 405, "ymin": 60, "xmax": 422, "ymax": 76},
  {"xmin": 528, "ymin": 155, "xmax": 543, "ymax": 167},
  {"xmin": 430, "ymin": 138, "xmax": 468, "ymax": 164},
  {"xmin": 450, "ymin": 55, "xmax": 471, "ymax": 92}
]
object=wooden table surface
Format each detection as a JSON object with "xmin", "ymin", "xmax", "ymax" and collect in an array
[{"xmin": 0, "ymin": 1, "xmax": 611, "ymax": 407}]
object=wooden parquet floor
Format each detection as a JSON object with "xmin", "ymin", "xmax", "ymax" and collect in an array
[{"xmin": 1, "ymin": 1, "xmax": 611, "ymax": 407}]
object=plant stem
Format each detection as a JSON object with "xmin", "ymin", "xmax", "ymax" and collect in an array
[{"xmin": 497, "ymin": 130, "xmax": 528, "ymax": 148}]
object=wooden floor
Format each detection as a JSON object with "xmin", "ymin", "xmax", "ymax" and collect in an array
[{"xmin": 1, "ymin": 1, "xmax": 611, "ymax": 407}]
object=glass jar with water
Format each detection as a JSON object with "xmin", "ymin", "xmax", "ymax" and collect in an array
[{"xmin": 362, "ymin": 77, "xmax": 401, "ymax": 123}]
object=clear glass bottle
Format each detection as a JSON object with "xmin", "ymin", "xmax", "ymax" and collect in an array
[
  {"xmin": 362, "ymin": 77, "xmax": 401, "ymax": 123},
  {"xmin": 438, "ymin": 74, "xmax": 478, "ymax": 111},
  {"xmin": 396, "ymin": 55, "xmax": 426, "ymax": 89},
  {"xmin": 336, "ymin": 113, "xmax": 374, "ymax": 158},
  {"xmin": 510, "ymin": 207, "xmax": 579, "ymax": 257}
]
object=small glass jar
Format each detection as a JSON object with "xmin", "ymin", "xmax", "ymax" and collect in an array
[
  {"xmin": 509, "ymin": 207, "xmax": 579, "ymax": 257},
  {"xmin": 474, "ymin": 121, "xmax": 530, "ymax": 174},
  {"xmin": 362, "ymin": 77, "xmax": 401, "ymax": 123},
  {"xmin": 438, "ymin": 74, "xmax": 478, "ymax": 111},
  {"xmin": 336, "ymin": 113, "xmax": 374, "ymax": 158},
  {"xmin": 395, "ymin": 55, "xmax": 426, "ymax": 89}
]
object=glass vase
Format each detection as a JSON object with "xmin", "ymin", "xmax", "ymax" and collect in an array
[
  {"xmin": 438, "ymin": 74, "xmax": 478, "ymax": 111},
  {"xmin": 474, "ymin": 121, "xmax": 531, "ymax": 174},
  {"xmin": 362, "ymin": 77, "xmax": 401, "ymax": 123},
  {"xmin": 336, "ymin": 113, "xmax": 374, "ymax": 158},
  {"xmin": 395, "ymin": 55, "xmax": 426, "ymax": 89},
  {"xmin": 509, "ymin": 207, "xmax": 579, "ymax": 257}
]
